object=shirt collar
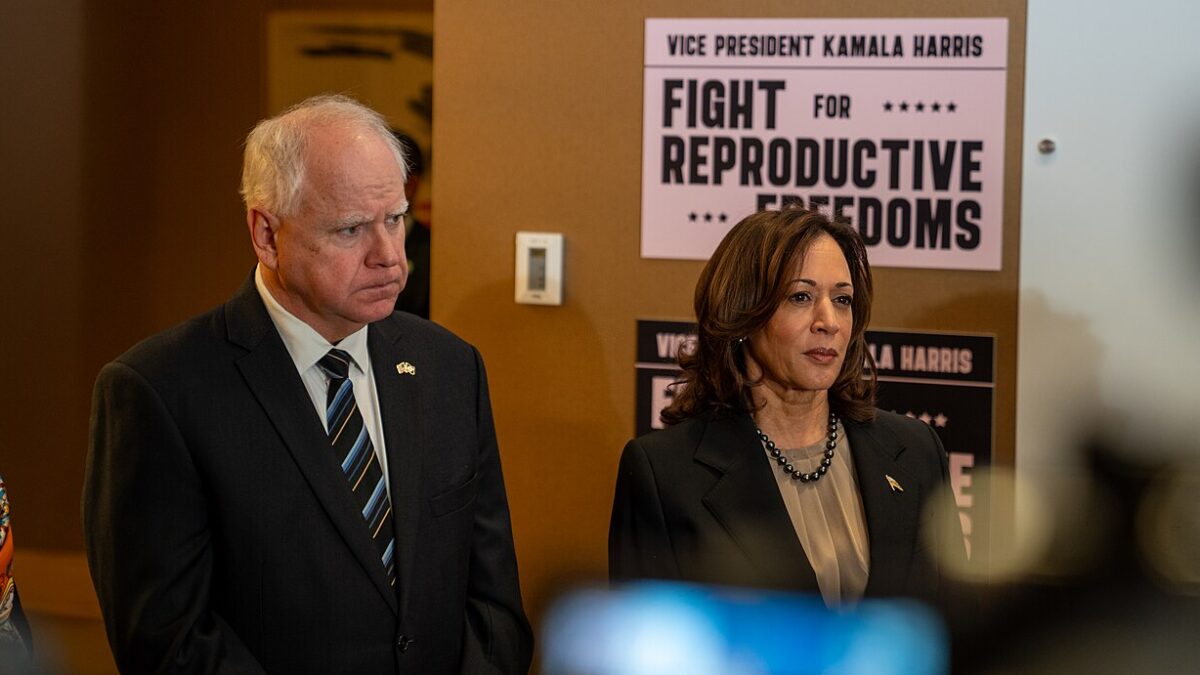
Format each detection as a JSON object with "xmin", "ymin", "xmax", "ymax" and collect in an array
[{"xmin": 255, "ymin": 265, "xmax": 370, "ymax": 375}]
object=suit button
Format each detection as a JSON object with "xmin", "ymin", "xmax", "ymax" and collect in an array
[{"xmin": 397, "ymin": 635, "xmax": 412, "ymax": 653}]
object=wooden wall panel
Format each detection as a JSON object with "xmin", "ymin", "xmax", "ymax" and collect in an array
[{"xmin": 1, "ymin": 0, "xmax": 86, "ymax": 554}]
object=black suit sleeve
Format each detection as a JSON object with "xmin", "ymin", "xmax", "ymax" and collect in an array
[
  {"xmin": 457, "ymin": 348, "xmax": 533, "ymax": 675},
  {"xmin": 83, "ymin": 362, "xmax": 265, "ymax": 674},
  {"xmin": 608, "ymin": 439, "xmax": 681, "ymax": 582}
]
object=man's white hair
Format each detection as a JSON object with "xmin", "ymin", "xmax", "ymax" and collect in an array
[{"xmin": 240, "ymin": 94, "xmax": 409, "ymax": 216}]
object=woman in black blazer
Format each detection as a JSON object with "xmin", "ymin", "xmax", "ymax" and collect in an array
[{"xmin": 610, "ymin": 205, "xmax": 962, "ymax": 608}]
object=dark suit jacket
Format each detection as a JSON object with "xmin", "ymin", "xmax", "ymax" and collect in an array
[
  {"xmin": 83, "ymin": 276, "xmax": 532, "ymax": 674},
  {"xmin": 609, "ymin": 409, "xmax": 955, "ymax": 603}
]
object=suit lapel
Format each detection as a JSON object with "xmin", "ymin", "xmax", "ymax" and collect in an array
[
  {"xmin": 225, "ymin": 277, "xmax": 399, "ymax": 613},
  {"xmin": 695, "ymin": 415, "xmax": 819, "ymax": 591},
  {"xmin": 845, "ymin": 418, "xmax": 920, "ymax": 596},
  {"xmin": 368, "ymin": 319, "xmax": 423, "ymax": 616}
]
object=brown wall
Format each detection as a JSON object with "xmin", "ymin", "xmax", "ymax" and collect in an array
[
  {"xmin": 3, "ymin": 0, "xmax": 266, "ymax": 556},
  {"xmin": 434, "ymin": 0, "xmax": 1026, "ymax": 639},
  {"xmin": 2, "ymin": 0, "xmax": 87, "ymax": 553}
]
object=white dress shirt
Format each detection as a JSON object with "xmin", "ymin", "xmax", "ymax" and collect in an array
[{"xmin": 255, "ymin": 265, "xmax": 391, "ymax": 497}]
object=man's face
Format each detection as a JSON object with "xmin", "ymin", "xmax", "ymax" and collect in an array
[{"xmin": 261, "ymin": 123, "xmax": 409, "ymax": 342}]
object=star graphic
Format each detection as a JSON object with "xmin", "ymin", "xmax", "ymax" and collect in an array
[
  {"xmin": 915, "ymin": 101, "xmax": 925, "ymax": 112},
  {"xmin": 688, "ymin": 212, "xmax": 697, "ymax": 222},
  {"xmin": 947, "ymin": 101, "xmax": 957, "ymax": 112},
  {"xmin": 918, "ymin": 412, "xmax": 932, "ymax": 425},
  {"xmin": 703, "ymin": 212, "xmax": 713, "ymax": 222},
  {"xmin": 931, "ymin": 102, "xmax": 941, "ymax": 112},
  {"xmin": 718, "ymin": 213, "xmax": 728, "ymax": 223},
  {"xmin": 883, "ymin": 101, "xmax": 893, "ymax": 112},
  {"xmin": 899, "ymin": 101, "xmax": 909, "ymax": 112},
  {"xmin": 933, "ymin": 413, "xmax": 948, "ymax": 428}
]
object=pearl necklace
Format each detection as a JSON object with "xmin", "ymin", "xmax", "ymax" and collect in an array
[{"xmin": 755, "ymin": 412, "xmax": 839, "ymax": 483}]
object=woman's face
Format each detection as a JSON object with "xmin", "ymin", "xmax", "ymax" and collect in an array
[{"xmin": 745, "ymin": 233, "xmax": 854, "ymax": 396}]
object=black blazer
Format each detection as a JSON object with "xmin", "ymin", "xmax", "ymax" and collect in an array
[
  {"xmin": 84, "ymin": 276, "xmax": 532, "ymax": 674},
  {"xmin": 609, "ymin": 409, "xmax": 954, "ymax": 602}
]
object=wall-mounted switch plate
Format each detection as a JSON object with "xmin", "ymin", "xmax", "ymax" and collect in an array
[{"xmin": 515, "ymin": 231, "xmax": 563, "ymax": 305}]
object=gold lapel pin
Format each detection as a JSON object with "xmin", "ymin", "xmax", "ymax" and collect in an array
[
  {"xmin": 395, "ymin": 362, "xmax": 416, "ymax": 376},
  {"xmin": 886, "ymin": 475, "xmax": 904, "ymax": 492}
]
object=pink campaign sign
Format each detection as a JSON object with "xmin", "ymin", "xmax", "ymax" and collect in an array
[{"xmin": 640, "ymin": 18, "xmax": 1009, "ymax": 270}]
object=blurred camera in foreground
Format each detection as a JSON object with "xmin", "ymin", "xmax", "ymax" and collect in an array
[{"xmin": 542, "ymin": 581, "xmax": 947, "ymax": 675}]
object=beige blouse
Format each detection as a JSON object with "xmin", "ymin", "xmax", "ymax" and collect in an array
[{"xmin": 764, "ymin": 423, "xmax": 870, "ymax": 606}]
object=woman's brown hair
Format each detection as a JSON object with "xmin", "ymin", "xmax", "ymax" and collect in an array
[{"xmin": 661, "ymin": 204, "xmax": 877, "ymax": 425}]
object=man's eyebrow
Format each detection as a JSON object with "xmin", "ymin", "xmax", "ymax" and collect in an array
[
  {"xmin": 334, "ymin": 215, "xmax": 371, "ymax": 228},
  {"xmin": 333, "ymin": 204, "xmax": 409, "ymax": 227}
]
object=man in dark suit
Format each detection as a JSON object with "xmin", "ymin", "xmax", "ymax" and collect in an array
[{"xmin": 83, "ymin": 95, "xmax": 532, "ymax": 673}]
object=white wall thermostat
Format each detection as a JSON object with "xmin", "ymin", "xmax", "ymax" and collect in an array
[{"xmin": 515, "ymin": 231, "xmax": 564, "ymax": 305}]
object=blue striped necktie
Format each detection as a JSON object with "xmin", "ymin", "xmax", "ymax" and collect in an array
[{"xmin": 317, "ymin": 349, "xmax": 396, "ymax": 586}]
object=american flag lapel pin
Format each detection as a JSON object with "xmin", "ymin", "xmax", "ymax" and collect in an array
[{"xmin": 395, "ymin": 362, "xmax": 416, "ymax": 376}]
